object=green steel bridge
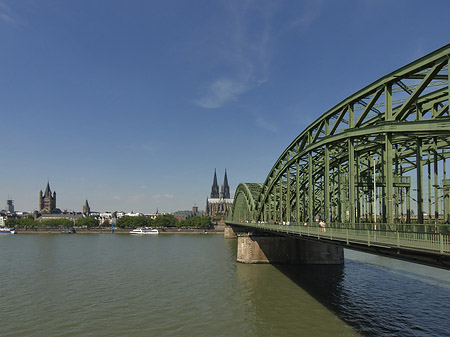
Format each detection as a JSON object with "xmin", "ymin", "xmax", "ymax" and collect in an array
[{"xmin": 227, "ymin": 44, "xmax": 450, "ymax": 269}]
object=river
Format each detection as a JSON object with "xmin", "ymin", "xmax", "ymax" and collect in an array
[{"xmin": 1, "ymin": 234, "xmax": 449, "ymax": 336}]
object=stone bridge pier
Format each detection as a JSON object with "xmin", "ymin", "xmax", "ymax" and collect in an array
[{"xmin": 225, "ymin": 225, "xmax": 344, "ymax": 264}]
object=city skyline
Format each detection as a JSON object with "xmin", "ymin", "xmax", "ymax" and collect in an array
[
  {"xmin": 2, "ymin": 171, "xmax": 231, "ymax": 213},
  {"xmin": 1, "ymin": 0, "xmax": 449, "ymax": 212}
]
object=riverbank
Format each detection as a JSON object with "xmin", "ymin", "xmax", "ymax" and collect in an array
[{"xmin": 14, "ymin": 227, "xmax": 224, "ymax": 234}]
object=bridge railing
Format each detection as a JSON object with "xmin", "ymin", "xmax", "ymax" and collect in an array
[{"xmin": 229, "ymin": 221, "xmax": 450, "ymax": 254}]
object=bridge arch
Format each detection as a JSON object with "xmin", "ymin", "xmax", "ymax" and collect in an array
[
  {"xmin": 229, "ymin": 183, "xmax": 263, "ymax": 222},
  {"xmin": 231, "ymin": 44, "xmax": 450, "ymax": 227}
]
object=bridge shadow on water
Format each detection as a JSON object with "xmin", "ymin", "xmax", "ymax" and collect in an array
[
  {"xmin": 270, "ymin": 254, "xmax": 450, "ymax": 337},
  {"xmin": 272, "ymin": 264, "xmax": 348, "ymax": 315},
  {"xmin": 271, "ymin": 262, "xmax": 386, "ymax": 336}
]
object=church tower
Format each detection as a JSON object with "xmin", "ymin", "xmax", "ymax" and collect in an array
[
  {"xmin": 83, "ymin": 199, "xmax": 90, "ymax": 215},
  {"xmin": 210, "ymin": 169, "xmax": 220, "ymax": 198},
  {"xmin": 206, "ymin": 169, "xmax": 234, "ymax": 217},
  {"xmin": 39, "ymin": 182, "xmax": 57, "ymax": 214},
  {"xmin": 221, "ymin": 169, "xmax": 230, "ymax": 199}
]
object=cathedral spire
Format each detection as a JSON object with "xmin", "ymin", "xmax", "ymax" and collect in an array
[
  {"xmin": 211, "ymin": 169, "xmax": 219, "ymax": 198},
  {"xmin": 45, "ymin": 181, "xmax": 51, "ymax": 196},
  {"xmin": 222, "ymin": 169, "xmax": 230, "ymax": 199},
  {"xmin": 83, "ymin": 199, "xmax": 90, "ymax": 214}
]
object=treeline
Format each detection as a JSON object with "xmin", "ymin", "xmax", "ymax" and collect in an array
[
  {"xmin": 6, "ymin": 217, "xmax": 99, "ymax": 228},
  {"xmin": 116, "ymin": 215, "xmax": 211, "ymax": 229},
  {"xmin": 6, "ymin": 214, "xmax": 212, "ymax": 229},
  {"xmin": 116, "ymin": 214, "xmax": 177, "ymax": 228},
  {"xmin": 181, "ymin": 216, "xmax": 211, "ymax": 229}
]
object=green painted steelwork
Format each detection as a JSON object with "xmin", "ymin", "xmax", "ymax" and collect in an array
[
  {"xmin": 227, "ymin": 221, "xmax": 450, "ymax": 260},
  {"xmin": 229, "ymin": 45, "xmax": 450, "ymax": 246}
]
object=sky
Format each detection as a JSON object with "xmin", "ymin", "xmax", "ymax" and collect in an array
[{"xmin": 0, "ymin": 0, "xmax": 449, "ymax": 213}]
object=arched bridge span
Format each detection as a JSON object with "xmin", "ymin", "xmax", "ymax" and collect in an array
[{"xmin": 228, "ymin": 45, "xmax": 450, "ymax": 266}]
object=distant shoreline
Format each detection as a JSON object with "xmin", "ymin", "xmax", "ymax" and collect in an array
[{"xmin": 15, "ymin": 227, "xmax": 224, "ymax": 235}]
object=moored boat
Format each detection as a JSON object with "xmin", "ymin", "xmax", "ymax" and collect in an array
[
  {"xmin": 129, "ymin": 227, "xmax": 159, "ymax": 235},
  {"xmin": 0, "ymin": 227, "xmax": 16, "ymax": 234}
]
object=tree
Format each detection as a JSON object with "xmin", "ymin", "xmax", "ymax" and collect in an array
[
  {"xmin": 116, "ymin": 216, "xmax": 153, "ymax": 228},
  {"xmin": 40, "ymin": 218, "xmax": 74, "ymax": 228},
  {"xmin": 76, "ymin": 217, "xmax": 99, "ymax": 228},
  {"xmin": 6, "ymin": 217, "xmax": 37, "ymax": 228},
  {"xmin": 180, "ymin": 216, "xmax": 211, "ymax": 229},
  {"xmin": 154, "ymin": 214, "xmax": 176, "ymax": 227}
]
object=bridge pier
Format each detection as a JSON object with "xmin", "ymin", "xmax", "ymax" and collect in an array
[
  {"xmin": 236, "ymin": 233, "xmax": 344, "ymax": 264},
  {"xmin": 224, "ymin": 225, "xmax": 238, "ymax": 239}
]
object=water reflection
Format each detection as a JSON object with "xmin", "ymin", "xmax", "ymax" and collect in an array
[
  {"xmin": 2, "ymin": 235, "xmax": 449, "ymax": 337},
  {"xmin": 235, "ymin": 262, "xmax": 359, "ymax": 336},
  {"xmin": 273, "ymin": 250, "xmax": 450, "ymax": 336}
]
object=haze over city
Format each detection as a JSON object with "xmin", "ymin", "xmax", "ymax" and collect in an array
[{"xmin": 1, "ymin": 0, "xmax": 449, "ymax": 213}]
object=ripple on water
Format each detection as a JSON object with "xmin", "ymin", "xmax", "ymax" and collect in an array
[{"xmin": 2, "ymin": 235, "xmax": 449, "ymax": 336}]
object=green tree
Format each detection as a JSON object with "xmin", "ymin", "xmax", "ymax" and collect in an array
[
  {"xmin": 5, "ymin": 217, "xmax": 37, "ymax": 228},
  {"xmin": 180, "ymin": 216, "xmax": 211, "ymax": 229},
  {"xmin": 116, "ymin": 216, "xmax": 154, "ymax": 228},
  {"xmin": 40, "ymin": 218, "xmax": 74, "ymax": 228},
  {"xmin": 154, "ymin": 214, "xmax": 176, "ymax": 227},
  {"xmin": 76, "ymin": 217, "xmax": 99, "ymax": 228}
]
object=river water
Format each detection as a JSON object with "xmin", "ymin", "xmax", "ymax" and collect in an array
[{"xmin": 1, "ymin": 234, "xmax": 449, "ymax": 336}]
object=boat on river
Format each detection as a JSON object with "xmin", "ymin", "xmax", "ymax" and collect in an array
[
  {"xmin": 129, "ymin": 227, "xmax": 159, "ymax": 235},
  {"xmin": 0, "ymin": 227, "xmax": 16, "ymax": 234}
]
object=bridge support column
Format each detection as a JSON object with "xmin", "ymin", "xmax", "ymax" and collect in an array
[
  {"xmin": 224, "ymin": 225, "xmax": 238, "ymax": 239},
  {"xmin": 237, "ymin": 234, "xmax": 344, "ymax": 264}
]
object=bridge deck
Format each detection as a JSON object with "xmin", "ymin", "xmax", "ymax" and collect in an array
[{"xmin": 226, "ymin": 221, "xmax": 450, "ymax": 269}]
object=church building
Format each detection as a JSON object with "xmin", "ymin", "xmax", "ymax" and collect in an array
[
  {"xmin": 206, "ymin": 169, "xmax": 233, "ymax": 217},
  {"xmin": 39, "ymin": 182, "xmax": 58, "ymax": 214},
  {"xmin": 83, "ymin": 199, "xmax": 91, "ymax": 215}
]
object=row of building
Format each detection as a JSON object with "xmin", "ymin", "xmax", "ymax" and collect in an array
[{"xmin": 2, "ymin": 169, "xmax": 235, "ymax": 223}]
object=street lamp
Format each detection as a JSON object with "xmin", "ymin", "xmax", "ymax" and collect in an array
[{"xmin": 374, "ymin": 158, "xmax": 377, "ymax": 231}]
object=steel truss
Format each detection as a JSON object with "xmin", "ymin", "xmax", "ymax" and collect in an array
[{"xmin": 230, "ymin": 45, "xmax": 450, "ymax": 228}]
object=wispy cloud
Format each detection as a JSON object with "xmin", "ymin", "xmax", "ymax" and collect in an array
[
  {"xmin": 195, "ymin": 1, "xmax": 274, "ymax": 109},
  {"xmin": 196, "ymin": 78, "xmax": 247, "ymax": 109},
  {"xmin": 0, "ymin": 12, "xmax": 14, "ymax": 24},
  {"xmin": 254, "ymin": 114, "xmax": 277, "ymax": 133},
  {"xmin": 195, "ymin": 1, "xmax": 323, "ymax": 110},
  {"xmin": 284, "ymin": 0, "xmax": 323, "ymax": 31},
  {"xmin": 152, "ymin": 193, "xmax": 174, "ymax": 199},
  {"xmin": 0, "ymin": 1, "xmax": 23, "ymax": 28},
  {"xmin": 113, "ymin": 195, "xmax": 121, "ymax": 200}
]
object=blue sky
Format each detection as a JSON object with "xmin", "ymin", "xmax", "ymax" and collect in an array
[{"xmin": 0, "ymin": 0, "xmax": 449, "ymax": 213}]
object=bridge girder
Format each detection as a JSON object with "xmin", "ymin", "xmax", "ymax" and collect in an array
[{"xmin": 229, "ymin": 44, "xmax": 450, "ymax": 226}]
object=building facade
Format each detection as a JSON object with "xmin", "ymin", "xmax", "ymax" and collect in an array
[
  {"xmin": 206, "ymin": 169, "xmax": 233, "ymax": 217},
  {"xmin": 6, "ymin": 200, "xmax": 14, "ymax": 213}
]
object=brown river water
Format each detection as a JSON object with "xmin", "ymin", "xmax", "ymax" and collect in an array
[{"xmin": 1, "ymin": 234, "xmax": 449, "ymax": 336}]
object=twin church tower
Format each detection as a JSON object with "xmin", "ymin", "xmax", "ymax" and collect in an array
[
  {"xmin": 210, "ymin": 169, "xmax": 230, "ymax": 199},
  {"xmin": 206, "ymin": 169, "xmax": 233, "ymax": 217}
]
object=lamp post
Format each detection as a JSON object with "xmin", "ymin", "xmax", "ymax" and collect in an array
[{"xmin": 374, "ymin": 158, "xmax": 377, "ymax": 231}]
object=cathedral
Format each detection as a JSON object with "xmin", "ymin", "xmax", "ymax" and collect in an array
[
  {"xmin": 206, "ymin": 169, "xmax": 233, "ymax": 217},
  {"xmin": 39, "ymin": 182, "xmax": 58, "ymax": 214}
]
